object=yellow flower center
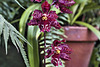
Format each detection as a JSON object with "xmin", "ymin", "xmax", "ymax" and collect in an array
[
  {"xmin": 42, "ymin": 16, "xmax": 47, "ymax": 20},
  {"xmin": 56, "ymin": 50, "xmax": 60, "ymax": 54}
]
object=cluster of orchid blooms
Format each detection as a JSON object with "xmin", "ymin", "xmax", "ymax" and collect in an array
[{"xmin": 28, "ymin": 0, "xmax": 75, "ymax": 66}]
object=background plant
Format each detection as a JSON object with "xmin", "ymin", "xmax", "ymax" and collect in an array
[{"xmin": 1, "ymin": 0, "xmax": 100, "ymax": 67}]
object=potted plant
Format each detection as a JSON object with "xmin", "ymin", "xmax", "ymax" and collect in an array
[{"xmin": 57, "ymin": 0, "xmax": 100, "ymax": 67}]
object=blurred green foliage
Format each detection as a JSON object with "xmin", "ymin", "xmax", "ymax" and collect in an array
[{"xmin": 0, "ymin": 0, "xmax": 32, "ymax": 22}]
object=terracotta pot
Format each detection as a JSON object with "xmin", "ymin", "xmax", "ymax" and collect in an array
[{"xmin": 63, "ymin": 26, "xmax": 98, "ymax": 67}]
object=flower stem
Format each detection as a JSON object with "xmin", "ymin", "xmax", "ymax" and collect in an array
[{"xmin": 44, "ymin": 31, "xmax": 46, "ymax": 67}]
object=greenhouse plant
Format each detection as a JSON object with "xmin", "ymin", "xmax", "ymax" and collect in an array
[{"xmin": 0, "ymin": 0, "xmax": 100, "ymax": 67}]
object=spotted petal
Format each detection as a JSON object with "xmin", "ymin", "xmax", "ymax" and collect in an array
[
  {"xmin": 59, "ymin": 5, "xmax": 72, "ymax": 13},
  {"xmin": 64, "ymin": 0, "xmax": 76, "ymax": 7},
  {"xmin": 51, "ymin": 20, "xmax": 61, "ymax": 29},
  {"xmin": 48, "ymin": 11, "xmax": 58, "ymax": 19},
  {"xmin": 32, "ymin": 10, "xmax": 42, "ymax": 19},
  {"xmin": 39, "ymin": 21, "xmax": 51, "ymax": 32},
  {"xmin": 27, "ymin": 19, "xmax": 38, "ymax": 25},
  {"xmin": 45, "ymin": 49, "xmax": 53, "ymax": 58},
  {"xmin": 51, "ymin": 54, "xmax": 61, "ymax": 66},
  {"xmin": 60, "ymin": 53, "xmax": 71, "ymax": 60}
]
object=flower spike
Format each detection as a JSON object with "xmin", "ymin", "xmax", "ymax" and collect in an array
[{"xmin": 46, "ymin": 40, "xmax": 72, "ymax": 66}]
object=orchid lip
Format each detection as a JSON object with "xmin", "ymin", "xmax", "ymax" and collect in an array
[
  {"xmin": 56, "ymin": 50, "xmax": 60, "ymax": 54},
  {"xmin": 42, "ymin": 14, "xmax": 48, "ymax": 20}
]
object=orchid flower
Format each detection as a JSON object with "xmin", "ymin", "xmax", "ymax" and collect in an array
[
  {"xmin": 46, "ymin": 40, "xmax": 72, "ymax": 66},
  {"xmin": 28, "ymin": 1, "xmax": 61, "ymax": 32},
  {"xmin": 52, "ymin": 0, "xmax": 75, "ymax": 13}
]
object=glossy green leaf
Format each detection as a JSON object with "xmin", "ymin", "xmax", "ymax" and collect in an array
[
  {"xmin": 19, "ymin": 4, "xmax": 41, "ymax": 36},
  {"xmin": 27, "ymin": 26, "xmax": 41, "ymax": 67},
  {"xmin": 27, "ymin": 26, "xmax": 34, "ymax": 67},
  {"xmin": 75, "ymin": 21, "xmax": 100, "ymax": 40}
]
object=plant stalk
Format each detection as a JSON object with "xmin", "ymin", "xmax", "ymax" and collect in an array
[{"xmin": 44, "ymin": 31, "xmax": 46, "ymax": 67}]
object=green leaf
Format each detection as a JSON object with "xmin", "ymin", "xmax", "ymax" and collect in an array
[
  {"xmin": 27, "ymin": 26, "xmax": 40, "ymax": 67},
  {"xmin": 81, "ymin": 3, "xmax": 100, "ymax": 15},
  {"xmin": 15, "ymin": 0, "xmax": 26, "ymax": 10},
  {"xmin": 19, "ymin": 4, "xmax": 41, "ymax": 36},
  {"xmin": 74, "ymin": 0, "xmax": 88, "ymax": 4},
  {"xmin": 3, "ymin": 23, "xmax": 9, "ymax": 54},
  {"xmin": 75, "ymin": 21, "xmax": 100, "ymax": 40},
  {"xmin": 27, "ymin": 26, "xmax": 34, "ymax": 67},
  {"xmin": 58, "ymin": 16, "xmax": 68, "ymax": 21},
  {"xmin": 71, "ymin": 2, "xmax": 86, "ymax": 25}
]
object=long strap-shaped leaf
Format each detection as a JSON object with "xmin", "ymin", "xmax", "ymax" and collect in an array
[
  {"xmin": 75, "ymin": 21, "xmax": 100, "ymax": 40},
  {"xmin": 27, "ymin": 26, "xmax": 41, "ymax": 67},
  {"xmin": 19, "ymin": 3, "xmax": 41, "ymax": 67},
  {"xmin": 19, "ymin": 4, "xmax": 41, "ymax": 35},
  {"xmin": 71, "ymin": 2, "xmax": 86, "ymax": 25}
]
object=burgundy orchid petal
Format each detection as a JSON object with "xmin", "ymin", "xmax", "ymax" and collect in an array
[
  {"xmin": 64, "ymin": 0, "xmax": 76, "ymax": 7},
  {"xmin": 41, "ymin": 1, "xmax": 51, "ymax": 13},
  {"xmin": 52, "ymin": 54, "xmax": 60, "ymax": 58},
  {"xmin": 51, "ymin": 58, "xmax": 62, "ymax": 66},
  {"xmin": 51, "ymin": 58, "xmax": 59, "ymax": 66},
  {"xmin": 51, "ymin": 20, "xmax": 61, "ymax": 29},
  {"xmin": 39, "ymin": 22, "xmax": 51, "ymax": 32},
  {"xmin": 60, "ymin": 53, "xmax": 71, "ymax": 60},
  {"xmin": 46, "ymin": 40, "xmax": 72, "ymax": 66},
  {"xmin": 61, "ymin": 39, "xmax": 66, "ymax": 42},
  {"xmin": 32, "ymin": 10, "xmax": 42, "ymax": 19},
  {"xmin": 59, "ymin": 0, "xmax": 65, "ymax": 3},
  {"xmin": 59, "ymin": 5, "xmax": 72, "ymax": 13},
  {"xmin": 48, "ymin": 11, "xmax": 58, "ymax": 19},
  {"xmin": 59, "ymin": 60, "xmax": 62, "ymax": 66},
  {"xmin": 52, "ymin": 0, "xmax": 75, "ymax": 13},
  {"xmin": 27, "ymin": 19, "xmax": 38, "ymax": 25},
  {"xmin": 45, "ymin": 49, "xmax": 53, "ymax": 58},
  {"xmin": 60, "ymin": 44, "xmax": 72, "ymax": 54},
  {"xmin": 53, "ymin": 40, "xmax": 61, "ymax": 46},
  {"xmin": 53, "ymin": 0, "xmax": 58, "ymax": 2},
  {"xmin": 52, "ymin": 54, "xmax": 62, "ymax": 66}
]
